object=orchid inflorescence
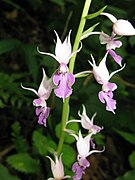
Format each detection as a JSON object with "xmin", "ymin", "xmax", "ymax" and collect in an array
[{"xmin": 21, "ymin": 9, "xmax": 135, "ymax": 180}]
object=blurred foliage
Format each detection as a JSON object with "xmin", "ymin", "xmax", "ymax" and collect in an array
[{"xmin": 0, "ymin": 0, "xmax": 135, "ymax": 179}]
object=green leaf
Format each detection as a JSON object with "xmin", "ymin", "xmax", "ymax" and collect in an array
[
  {"xmin": 55, "ymin": 121, "xmax": 79, "ymax": 144},
  {"xmin": 32, "ymin": 130, "xmax": 57, "ymax": 155},
  {"xmin": 114, "ymin": 129, "xmax": 135, "ymax": 145},
  {"xmin": 85, "ymin": 6, "xmax": 107, "ymax": 20},
  {"xmin": 62, "ymin": 144, "xmax": 76, "ymax": 168},
  {"xmin": 129, "ymin": 152, "xmax": 135, "ymax": 169},
  {"xmin": 6, "ymin": 153, "xmax": 40, "ymax": 174},
  {"xmin": 32, "ymin": 130, "xmax": 48, "ymax": 156},
  {"xmin": 0, "ymin": 163, "xmax": 20, "ymax": 180},
  {"xmin": 11, "ymin": 122, "xmax": 28, "ymax": 153},
  {"xmin": 115, "ymin": 170, "xmax": 135, "ymax": 180},
  {"xmin": 0, "ymin": 39, "xmax": 21, "ymax": 54},
  {"xmin": 81, "ymin": 23, "xmax": 100, "ymax": 40}
]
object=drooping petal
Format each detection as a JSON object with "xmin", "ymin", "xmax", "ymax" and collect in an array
[
  {"xmin": 100, "ymin": 12, "xmax": 117, "ymax": 23},
  {"xmin": 98, "ymin": 91, "xmax": 116, "ymax": 113},
  {"xmin": 108, "ymin": 49, "xmax": 122, "ymax": 66},
  {"xmin": 72, "ymin": 162, "xmax": 84, "ymax": 180},
  {"xmin": 36, "ymin": 106, "xmax": 50, "ymax": 126},
  {"xmin": 21, "ymin": 84, "xmax": 38, "ymax": 96},
  {"xmin": 53, "ymin": 71, "xmax": 75, "ymax": 100},
  {"xmin": 37, "ymin": 46, "xmax": 60, "ymax": 62},
  {"xmin": 109, "ymin": 63, "xmax": 126, "ymax": 79}
]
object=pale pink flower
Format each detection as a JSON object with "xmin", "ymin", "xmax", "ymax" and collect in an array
[{"xmin": 47, "ymin": 153, "xmax": 70, "ymax": 180}]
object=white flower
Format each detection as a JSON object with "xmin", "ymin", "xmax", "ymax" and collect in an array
[
  {"xmin": 47, "ymin": 153, "xmax": 70, "ymax": 180},
  {"xmin": 88, "ymin": 52, "xmax": 125, "ymax": 86},
  {"xmin": 37, "ymin": 30, "xmax": 82, "ymax": 65},
  {"xmin": 21, "ymin": 68, "xmax": 53, "ymax": 107},
  {"xmin": 67, "ymin": 105, "xmax": 103, "ymax": 134}
]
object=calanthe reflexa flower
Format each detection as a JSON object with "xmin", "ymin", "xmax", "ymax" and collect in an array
[
  {"xmin": 101, "ymin": 12, "xmax": 135, "ymax": 36},
  {"xmin": 99, "ymin": 31, "xmax": 122, "ymax": 66},
  {"xmin": 69, "ymin": 131, "xmax": 104, "ymax": 180},
  {"xmin": 37, "ymin": 30, "xmax": 82, "ymax": 100},
  {"xmin": 21, "ymin": 68, "xmax": 53, "ymax": 126},
  {"xmin": 89, "ymin": 52, "xmax": 125, "ymax": 113},
  {"xmin": 67, "ymin": 105, "xmax": 103, "ymax": 134},
  {"xmin": 46, "ymin": 153, "xmax": 70, "ymax": 180}
]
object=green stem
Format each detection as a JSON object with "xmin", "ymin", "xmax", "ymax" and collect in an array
[
  {"xmin": 56, "ymin": 0, "xmax": 92, "ymax": 156},
  {"xmin": 69, "ymin": 0, "xmax": 92, "ymax": 73}
]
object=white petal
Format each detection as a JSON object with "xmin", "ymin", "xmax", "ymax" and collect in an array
[
  {"xmin": 88, "ymin": 146, "xmax": 105, "ymax": 156},
  {"xmin": 21, "ymin": 84, "xmax": 38, "ymax": 96},
  {"xmin": 109, "ymin": 63, "xmax": 126, "ymax": 79},
  {"xmin": 100, "ymin": 12, "xmax": 117, "ymax": 23},
  {"xmin": 55, "ymin": 30, "xmax": 72, "ymax": 64},
  {"xmin": 38, "ymin": 68, "xmax": 53, "ymax": 99},
  {"xmin": 37, "ymin": 46, "xmax": 59, "ymax": 62}
]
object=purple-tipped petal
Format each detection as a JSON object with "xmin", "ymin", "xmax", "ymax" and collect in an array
[
  {"xmin": 36, "ymin": 107, "xmax": 50, "ymax": 126},
  {"xmin": 98, "ymin": 91, "xmax": 116, "ymax": 113},
  {"xmin": 108, "ymin": 49, "xmax": 122, "ymax": 66},
  {"xmin": 53, "ymin": 73, "xmax": 61, "ymax": 86},
  {"xmin": 72, "ymin": 162, "xmax": 84, "ymax": 180},
  {"xmin": 35, "ymin": 107, "xmax": 42, "ymax": 116},
  {"xmin": 53, "ymin": 70, "xmax": 75, "ymax": 100}
]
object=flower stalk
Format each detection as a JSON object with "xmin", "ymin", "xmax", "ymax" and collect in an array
[{"xmin": 57, "ymin": 0, "xmax": 92, "ymax": 155}]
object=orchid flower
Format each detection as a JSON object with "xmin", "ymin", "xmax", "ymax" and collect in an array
[
  {"xmin": 37, "ymin": 31, "xmax": 82, "ymax": 101},
  {"xmin": 67, "ymin": 105, "xmax": 103, "ymax": 134},
  {"xmin": 69, "ymin": 131, "xmax": 104, "ymax": 180},
  {"xmin": 99, "ymin": 31, "xmax": 122, "ymax": 66},
  {"xmin": 101, "ymin": 12, "xmax": 135, "ymax": 36},
  {"xmin": 46, "ymin": 153, "xmax": 70, "ymax": 180},
  {"xmin": 89, "ymin": 53, "xmax": 125, "ymax": 113},
  {"xmin": 81, "ymin": 30, "xmax": 123, "ymax": 66},
  {"xmin": 21, "ymin": 68, "xmax": 53, "ymax": 126}
]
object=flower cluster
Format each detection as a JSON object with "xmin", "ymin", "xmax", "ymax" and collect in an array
[
  {"xmin": 22, "ymin": 31, "xmax": 81, "ymax": 125},
  {"xmin": 84, "ymin": 11, "xmax": 135, "ymax": 113},
  {"xmin": 21, "ymin": 9, "xmax": 135, "ymax": 180},
  {"xmin": 67, "ymin": 105, "xmax": 104, "ymax": 180}
]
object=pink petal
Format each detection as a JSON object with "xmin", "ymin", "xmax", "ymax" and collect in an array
[{"xmin": 108, "ymin": 49, "xmax": 122, "ymax": 66}]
